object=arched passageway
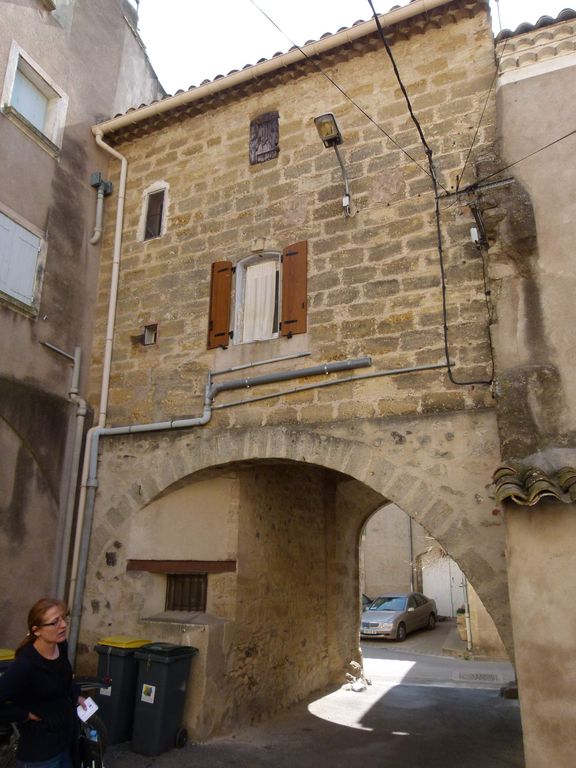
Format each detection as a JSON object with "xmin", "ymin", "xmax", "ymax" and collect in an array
[
  {"xmin": 360, "ymin": 503, "xmax": 508, "ymax": 658},
  {"xmin": 80, "ymin": 420, "xmax": 510, "ymax": 739}
]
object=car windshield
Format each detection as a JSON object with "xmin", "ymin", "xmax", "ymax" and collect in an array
[{"xmin": 369, "ymin": 596, "xmax": 408, "ymax": 612}]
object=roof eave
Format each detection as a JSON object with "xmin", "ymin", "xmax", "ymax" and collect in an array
[{"xmin": 92, "ymin": 0, "xmax": 458, "ymax": 137}]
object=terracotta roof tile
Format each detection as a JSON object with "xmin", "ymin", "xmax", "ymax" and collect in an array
[
  {"xmin": 493, "ymin": 464, "xmax": 576, "ymax": 506},
  {"xmin": 495, "ymin": 8, "xmax": 576, "ymax": 41}
]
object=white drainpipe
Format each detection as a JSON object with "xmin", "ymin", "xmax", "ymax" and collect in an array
[{"xmin": 67, "ymin": 133, "xmax": 128, "ymax": 656}]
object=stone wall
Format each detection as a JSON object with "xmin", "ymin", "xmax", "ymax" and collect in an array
[
  {"xmin": 90, "ymin": 1, "xmax": 496, "ymax": 428},
  {"xmin": 82, "ymin": 0, "xmax": 513, "ymax": 739}
]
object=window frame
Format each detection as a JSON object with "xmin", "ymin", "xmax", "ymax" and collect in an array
[
  {"xmin": 207, "ymin": 240, "xmax": 307, "ymax": 349},
  {"xmin": 0, "ymin": 203, "xmax": 46, "ymax": 316},
  {"xmin": 138, "ymin": 183, "xmax": 168, "ymax": 242},
  {"xmin": 1, "ymin": 41, "xmax": 68, "ymax": 155},
  {"xmin": 234, "ymin": 251, "xmax": 281, "ymax": 344}
]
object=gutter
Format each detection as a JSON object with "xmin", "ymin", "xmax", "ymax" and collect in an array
[{"xmin": 92, "ymin": 0, "xmax": 457, "ymax": 138}]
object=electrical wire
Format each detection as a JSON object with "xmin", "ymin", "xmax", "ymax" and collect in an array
[
  {"xmin": 461, "ymin": 127, "xmax": 576, "ymax": 193},
  {"xmin": 248, "ymin": 0, "xmax": 432, "ymax": 178},
  {"xmin": 456, "ymin": 37, "xmax": 509, "ymax": 192},
  {"xmin": 250, "ymin": 0, "xmax": 494, "ymax": 387},
  {"xmin": 367, "ymin": 0, "xmax": 434, "ymax": 162},
  {"xmin": 367, "ymin": 0, "xmax": 491, "ymax": 386}
]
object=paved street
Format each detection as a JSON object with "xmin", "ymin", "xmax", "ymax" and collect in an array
[{"xmin": 107, "ymin": 621, "xmax": 523, "ymax": 768}]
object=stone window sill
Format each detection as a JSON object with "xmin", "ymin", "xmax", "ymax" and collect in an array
[
  {"xmin": 1, "ymin": 105, "xmax": 60, "ymax": 158},
  {"xmin": 140, "ymin": 610, "xmax": 229, "ymax": 628}
]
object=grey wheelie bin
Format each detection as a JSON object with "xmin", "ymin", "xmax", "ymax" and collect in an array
[
  {"xmin": 94, "ymin": 635, "xmax": 149, "ymax": 745},
  {"xmin": 131, "ymin": 642, "xmax": 198, "ymax": 755}
]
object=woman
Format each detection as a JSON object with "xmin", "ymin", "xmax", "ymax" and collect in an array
[{"xmin": 0, "ymin": 598, "xmax": 85, "ymax": 768}]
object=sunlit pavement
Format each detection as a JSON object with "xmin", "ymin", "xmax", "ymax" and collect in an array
[{"xmin": 107, "ymin": 623, "xmax": 523, "ymax": 768}]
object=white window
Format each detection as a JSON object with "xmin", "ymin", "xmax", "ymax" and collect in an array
[
  {"xmin": 208, "ymin": 241, "xmax": 307, "ymax": 350},
  {"xmin": 234, "ymin": 253, "xmax": 280, "ymax": 344},
  {"xmin": 1, "ymin": 42, "xmax": 68, "ymax": 153},
  {"xmin": 0, "ymin": 209, "xmax": 44, "ymax": 311}
]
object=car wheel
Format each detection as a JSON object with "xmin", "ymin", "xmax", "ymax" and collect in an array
[
  {"xmin": 396, "ymin": 622, "xmax": 407, "ymax": 642},
  {"xmin": 427, "ymin": 613, "xmax": 436, "ymax": 630}
]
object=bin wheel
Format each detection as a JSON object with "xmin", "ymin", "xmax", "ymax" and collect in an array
[{"xmin": 175, "ymin": 727, "xmax": 188, "ymax": 749}]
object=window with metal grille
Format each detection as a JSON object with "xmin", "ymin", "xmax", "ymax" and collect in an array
[
  {"xmin": 165, "ymin": 574, "xmax": 207, "ymax": 611},
  {"xmin": 144, "ymin": 190, "xmax": 165, "ymax": 240}
]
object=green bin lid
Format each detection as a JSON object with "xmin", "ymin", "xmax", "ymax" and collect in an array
[
  {"xmin": 97, "ymin": 635, "xmax": 150, "ymax": 649},
  {"xmin": 0, "ymin": 649, "xmax": 15, "ymax": 661},
  {"xmin": 136, "ymin": 642, "xmax": 198, "ymax": 658}
]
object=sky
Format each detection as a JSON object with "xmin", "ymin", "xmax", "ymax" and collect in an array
[{"xmin": 136, "ymin": 0, "xmax": 569, "ymax": 94}]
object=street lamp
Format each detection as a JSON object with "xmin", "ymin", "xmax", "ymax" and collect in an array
[{"xmin": 314, "ymin": 113, "xmax": 352, "ymax": 217}]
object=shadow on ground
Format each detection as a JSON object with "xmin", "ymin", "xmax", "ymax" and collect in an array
[{"xmin": 108, "ymin": 680, "xmax": 523, "ymax": 768}]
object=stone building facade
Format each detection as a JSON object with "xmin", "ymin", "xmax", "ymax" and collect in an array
[
  {"xmin": 76, "ymin": 0, "xmax": 520, "ymax": 742},
  {"xmin": 0, "ymin": 0, "xmax": 163, "ymax": 642}
]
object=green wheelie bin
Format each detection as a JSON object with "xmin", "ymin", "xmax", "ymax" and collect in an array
[{"xmin": 131, "ymin": 642, "xmax": 198, "ymax": 755}]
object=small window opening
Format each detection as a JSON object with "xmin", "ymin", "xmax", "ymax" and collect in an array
[
  {"xmin": 143, "ymin": 323, "xmax": 158, "ymax": 346},
  {"xmin": 166, "ymin": 574, "xmax": 207, "ymax": 611},
  {"xmin": 144, "ymin": 190, "xmax": 165, "ymax": 240}
]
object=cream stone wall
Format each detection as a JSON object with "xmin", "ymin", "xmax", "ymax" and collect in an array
[
  {"xmin": 495, "ymin": 20, "xmax": 576, "ymax": 766},
  {"xmin": 82, "ymin": 0, "xmax": 517, "ymax": 740}
]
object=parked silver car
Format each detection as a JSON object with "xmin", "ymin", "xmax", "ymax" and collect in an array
[{"xmin": 360, "ymin": 592, "xmax": 437, "ymax": 641}]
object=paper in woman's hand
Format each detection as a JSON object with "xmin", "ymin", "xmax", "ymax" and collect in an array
[{"xmin": 77, "ymin": 696, "xmax": 98, "ymax": 722}]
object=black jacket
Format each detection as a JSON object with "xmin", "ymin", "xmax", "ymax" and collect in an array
[{"xmin": 0, "ymin": 640, "xmax": 80, "ymax": 761}]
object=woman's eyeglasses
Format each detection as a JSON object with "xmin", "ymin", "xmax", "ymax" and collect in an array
[{"xmin": 38, "ymin": 613, "xmax": 70, "ymax": 628}]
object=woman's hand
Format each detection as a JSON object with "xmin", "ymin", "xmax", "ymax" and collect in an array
[
  {"xmin": 28, "ymin": 712, "xmax": 41, "ymax": 721},
  {"xmin": 77, "ymin": 696, "xmax": 87, "ymax": 710}
]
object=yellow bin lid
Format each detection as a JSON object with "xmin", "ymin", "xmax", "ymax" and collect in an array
[
  {"xmin": 0, "ymin": 649, "xmax": 15, "ymax": 661},
  {"xmin": 98, "ymin": 635, "xmax": 150, "ymax": 649}
]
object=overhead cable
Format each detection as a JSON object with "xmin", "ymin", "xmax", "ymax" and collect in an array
[{"xmin": 248, "ymin": 0, "xmax": 432, "ymax": 178}]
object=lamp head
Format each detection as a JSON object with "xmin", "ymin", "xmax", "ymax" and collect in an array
[{"xmin": 314, "ymin": 113, "xmax": 343, "ymax": 148}]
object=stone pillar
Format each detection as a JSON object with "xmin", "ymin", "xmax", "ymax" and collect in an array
[{"xmin": 504, "ymin": 500, "xmax": 576, "ymax": 767}]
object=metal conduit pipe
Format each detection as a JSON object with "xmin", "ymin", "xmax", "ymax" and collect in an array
[
  {"xmin": 210, "ymin": 357, "xmax": 372, "ymax": 397},
  {"xmin": 68, "ymin": 389, "xmax": 213, "ymax": 662},
  {"xmin": 56, "ymin": 347, "xmax": 88, "ymax": 600},
  {"xmin": 89, "ymin": 185, "xmax": 105, "ymax": 245},
  {"xmin": 68, "ymin": 134, "xmax": 128, "ymax": 659},
  {"xmin": 67, "ymin": 356, "xmax": 371, "ymax": 662},
  {"xmin": 212, "ymin": 362, "xmax": 449, "ymax": 410},
  {"xmin": 211, "ymin": 351, "xmax": 311, "ymax": 377}
]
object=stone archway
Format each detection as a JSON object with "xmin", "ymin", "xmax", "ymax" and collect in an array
[{"xmin": 81, "ymin": 411, "xmax": 509, "ymax": 737}]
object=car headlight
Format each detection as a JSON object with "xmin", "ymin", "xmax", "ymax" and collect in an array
[{"xmin": 379, "ymin": 622, "xmax": 393, "ymax": 630}]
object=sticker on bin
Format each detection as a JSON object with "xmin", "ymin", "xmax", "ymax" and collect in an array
[
  {"xmin": 141, "ymin": 683, "xmax": 156, "ymax": 704},
  {"xmin": 99, "ymin": 685, "xmax": 112, "ymax": 697}
]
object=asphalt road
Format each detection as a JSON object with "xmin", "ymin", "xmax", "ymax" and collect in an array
[{"xmin": 107, "ymin": 624, "xmax": 523, "ymax": 768}]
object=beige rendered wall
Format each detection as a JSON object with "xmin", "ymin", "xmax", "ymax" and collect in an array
[
  {"xmin": 0, "ymin": 0, "xmax": 163, "ymax": 646},
  {"xmin": 495, "ymin": 21, "xmax": 576, "ymax": 767},
  {"xmin": 505, "ymin": 504, "xmax": 576, "ymax": 767}
]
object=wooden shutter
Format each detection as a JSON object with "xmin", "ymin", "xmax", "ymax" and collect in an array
[
  {"xmin": 207, "ymin": 261, "xmax": 232, "ymax": 349},
  {"xmin": 0, "ymin": 211, "xmax": 41, "ymax": 305},
  {"xmin": 281, "ymin": 240, "xmax": 307, "ymax": 337}
]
